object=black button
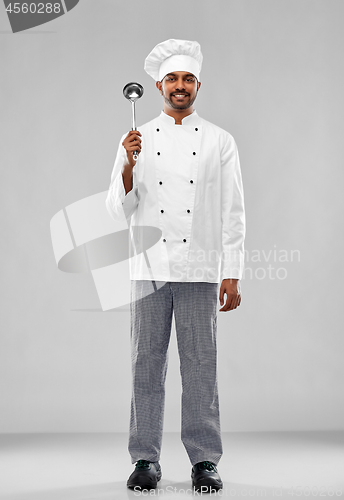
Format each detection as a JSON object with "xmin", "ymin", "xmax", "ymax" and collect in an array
[
  {"xmin": 156, "ymin": 128, "xmax": 160, "ymax": 132},
  {"xmin": 190, "ymin": 180, "xmax": 193, "ymax": 183},
  {"xmin": 183, "ymin": 239, "xmax": 186, "ymax": 242},
  {"xmin": 195, "ymin": 128, "xmax": 198, "ymax": 131},
  {"xmin": 157, "ymin": 152, "xmax": 160, "ymax": 155},
  {"xmin": 193, "ymin": 152, "xmax": 196, "ymax": 155},
  {"xmin": 159, "ymin": 181, "xmax": 162, "ymax": 185},
  {"xmin": 163, "ymin": 239, "xmax": 166, "ymax": 242},
  {"xmin": 187, "ymin": 209, "xmax": 190, "ymax": 213},
  {"xmin": 161, "ymin": 209, "xmax": 164, "ymax": 213}
]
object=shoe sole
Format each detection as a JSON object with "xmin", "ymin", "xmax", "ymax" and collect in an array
[{"xmin": 192, "ymin": 483, "xmax": 223, "ymax": 492}]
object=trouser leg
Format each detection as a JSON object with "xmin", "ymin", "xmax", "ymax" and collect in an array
[
  {"xmin": 172, "ymin": 282, "xmax": 223, "ymax": 466},
  {"xmin": 128, "ymin": 280, "xmax": 173, "ymax": 463}
]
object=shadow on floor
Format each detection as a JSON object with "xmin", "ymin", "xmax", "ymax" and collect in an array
[{"xmin": 6, "ymin": 480, "xmax": 343, "ymax": 500}]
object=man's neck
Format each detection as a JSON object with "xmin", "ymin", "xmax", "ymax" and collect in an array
[{"xmin": 163, "ymin": 106, "xmax": 194, "ymax": 125}]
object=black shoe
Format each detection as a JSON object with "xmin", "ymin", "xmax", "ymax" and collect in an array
[
  {"xmin": 191, "ymin": 461, "xmax": 223, "ymax": 492},
  {"xmin": 127, "ymin": 459, "xmax": 162, "ymax": 490}
]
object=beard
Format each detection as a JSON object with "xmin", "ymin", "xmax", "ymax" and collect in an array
[{"xmin": 162, "ymin": 91, "xmax": 197, "ymax": 110}]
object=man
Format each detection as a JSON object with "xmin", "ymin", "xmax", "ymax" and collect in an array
[{"xmin": 105, "ymin": 39, "xmax": 246, "ymax": 493}]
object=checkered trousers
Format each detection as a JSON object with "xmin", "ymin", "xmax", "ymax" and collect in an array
[{"xmin": 128, "ymin": 280, "xmax": 223, "ymax": 466}]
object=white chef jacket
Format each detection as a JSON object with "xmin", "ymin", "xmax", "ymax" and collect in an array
[{"xmin": 105, "ymin": 110, "xmax": 245, "ymax": 283}]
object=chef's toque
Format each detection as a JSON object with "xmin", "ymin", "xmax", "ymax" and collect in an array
[{"xmin": 144, "ymin": 39, "xmax": 203, "ymax": 82}]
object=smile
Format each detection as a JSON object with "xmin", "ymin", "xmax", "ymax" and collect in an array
[{"xmin": 173, "ymin": 94, "xmax": 188, "ymax": 98}]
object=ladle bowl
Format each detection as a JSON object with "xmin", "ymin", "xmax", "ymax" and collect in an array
[{"xmin": 123, "ymin": 82, "xmax": 144, "ymax": 103}]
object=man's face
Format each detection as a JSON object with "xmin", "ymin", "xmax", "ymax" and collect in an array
[{"xmin": 156, "ymin": 71, "xmax": 201, "ymax": 110}]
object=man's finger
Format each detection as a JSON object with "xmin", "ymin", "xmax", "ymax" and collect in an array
[
  {"xmin": 128, "ymin": 135, "xmax": 141, "ymax": 143},
  {"xmin": 128, "ymin": 144, "xmax": 141, "ymax": 152},
  {"xmin": 123, "ymin": 132, "xmax": 142, "ymax": 143},
  {"xmin": 226, "ymin": 296, "xmax": 234, "ymax": 311},
  {"xmin": 233, "ymin": 294, "xmax": 241, "ymax": 309},
  {"xmin": 219, "ymin": 287, "xmax": 224, "ymax": 305},
  {"xmin": 232, "ymin": 296, "xmax": 239, "ymax": 310},
  {"xmin": 219, "ymin": 293, "xmax": 230, "ymax": 311},
  {"xmin": 123, "ymin": 137, "xmax": 141, "ymax": 147},
  {"xmin": 128, "ymin": 141, "xmax": 141, "ymax": 149}
]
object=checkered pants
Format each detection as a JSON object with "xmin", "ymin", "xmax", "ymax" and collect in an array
[{"xmin": 128, "ymin": 280, "xmax": 223, "ymax": 466}]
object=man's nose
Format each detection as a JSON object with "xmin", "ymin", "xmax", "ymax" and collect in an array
[{"xmin": 175, "ymin": 79, "xmax": 186, "ymax": 90}]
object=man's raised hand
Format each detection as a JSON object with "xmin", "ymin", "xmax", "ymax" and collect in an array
[{"xmin": 122, "ymin": 130, "xmax": 142, "ymax": 168}]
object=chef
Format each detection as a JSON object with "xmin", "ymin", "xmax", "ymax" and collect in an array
[{"xmin": 105, "ymin": 39, "xmax": 246, "ymax": 493}]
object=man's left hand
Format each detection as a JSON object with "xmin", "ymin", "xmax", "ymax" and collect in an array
[{"xmin": 219, "ymin": 279, "xmax": 241, "ymax": 312}]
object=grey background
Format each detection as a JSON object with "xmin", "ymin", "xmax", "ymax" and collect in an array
[{"xmin": 1, "ymin": 0, "xmax": 343, "ymax": 433}]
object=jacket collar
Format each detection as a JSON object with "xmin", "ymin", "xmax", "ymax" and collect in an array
[{"xmin": 159, "ymin": 110, "xmax": 200, "ymax": 126}]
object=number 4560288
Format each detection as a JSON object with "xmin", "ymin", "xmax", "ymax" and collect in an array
[{"xmin": 5, "ymin": 3, "xmax": 62, "ymax": 14}]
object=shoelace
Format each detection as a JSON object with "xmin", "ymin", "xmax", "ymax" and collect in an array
[
  {"xmin": 198, "ymin": 461, "xmax": 216, "ymax": 471},
  {"xmin": 136, "ymin": 459, "xmax": 151, "ymax": 469}
]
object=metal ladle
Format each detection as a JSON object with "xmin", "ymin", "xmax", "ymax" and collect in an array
[{"xmin": 123, "ymin": 82, "xmax": 144, "ymax": 161}]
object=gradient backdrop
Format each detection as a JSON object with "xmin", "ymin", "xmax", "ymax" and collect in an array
[{"xmin": 1, "ymin": 0, "xmax": 343, "ymax": 433}]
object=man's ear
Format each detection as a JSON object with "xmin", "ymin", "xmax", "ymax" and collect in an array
[
  {"xmin": 197, "ymin": 81, "xmax": 201, "ymax": 91},
  {"xmin": 156, "ymin": 81, "xmax": 163, "ymax": 95}
]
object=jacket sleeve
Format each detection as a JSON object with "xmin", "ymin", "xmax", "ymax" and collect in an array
[
  {"xmin": 105, "ymin": 134, "xmax": 139, "ymax": 222},
  {"xmin": 220, "ymin": 134, "xmax": 246, "ymax": 281}
]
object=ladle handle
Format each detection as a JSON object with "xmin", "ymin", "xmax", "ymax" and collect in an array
[{"xmin": 131, "ymin": 101, "xmax": 139, "ymax": 161}]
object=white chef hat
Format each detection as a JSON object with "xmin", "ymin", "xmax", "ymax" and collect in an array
[{"xmin": 144, "ymin": 39, "xmax": 203, "ymax": 82}]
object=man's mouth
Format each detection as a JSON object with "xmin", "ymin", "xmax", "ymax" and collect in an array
[{"xmin": 172, "ymin": 94, "xmax": 189, "ymax": 99}]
